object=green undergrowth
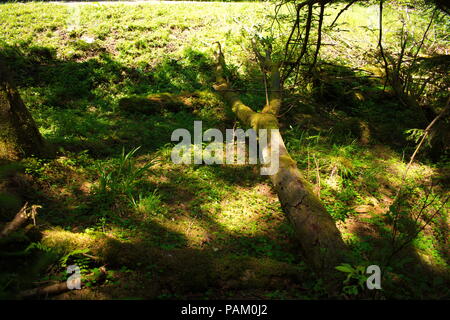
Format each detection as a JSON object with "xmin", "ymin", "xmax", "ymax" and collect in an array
[{"xmin": 0, "ymin": 1, "xmax": 449, "ymax": 300}]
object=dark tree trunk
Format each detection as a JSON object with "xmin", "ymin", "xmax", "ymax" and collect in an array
[{"xmin": 0, "ymin": 62, "xmax": 48, "ymax": 160}]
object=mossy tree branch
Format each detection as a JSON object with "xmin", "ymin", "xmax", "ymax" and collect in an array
[{"xmin": 213, "ymin": 42, "xmax": 349, "ymax": 278}]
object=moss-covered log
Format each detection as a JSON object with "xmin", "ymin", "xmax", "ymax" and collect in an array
[
  {"xmin": 0, "ymin": 63, "xmax": 48, "ymax": 160},
  {"xmin": 213, "ymin": 43, "xmax": 349, "ymax": 276},
  {"xmin": 118, "ymin": 91, "xmax": 219, "ymax": 115},
  {"xmin": 118, "ymin": 93, "xmax": 190, "ymax": 115}
]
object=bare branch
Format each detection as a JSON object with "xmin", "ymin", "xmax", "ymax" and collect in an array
[{"xmin": 329, "ymin": 0, "xmax": 359, "ymax": 30}]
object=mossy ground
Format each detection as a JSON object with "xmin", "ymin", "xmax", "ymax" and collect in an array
[{"xmin": 0, "ymin": 1, "xmax": 449, "ymax": 299}]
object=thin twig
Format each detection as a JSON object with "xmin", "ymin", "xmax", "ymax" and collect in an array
[
  {"xmin": 329, "ymin": 0, "xmax": 359, "ymax": 30},
  {"xmin": 310, "ymin": 2, "xmax": 325, "ymax": 71},
  {"xmin": 313, "ymin": 154, "xmax": 321, "ymax": 198}
]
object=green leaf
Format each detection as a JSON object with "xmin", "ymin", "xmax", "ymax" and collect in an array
[{"xmin": 335, "ymin": 264, "xmax": 355, "ymax": 273}]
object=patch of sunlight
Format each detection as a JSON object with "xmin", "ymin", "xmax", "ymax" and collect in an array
[
  {"xmin": 412, "ymin": 233, "xmax": 448, "ymax": 268},
  {"xmin": 324, "ymin": 173, "xmax": 343, "ymax": 192},
  {"xmin": 340, "ymin": 232, "xmax": 358, "ymax": 244},
  {"xmin": 362, "ymin": 195, "xmax": 381, "ymax": 207},
  {"xmin": 385, "ymin": 158, "xmax": 436, "ymax": 184},
  {"xmin": 414, "ymin": 249, "xmax": 449, "ymax": 274},
  {"xmin": 39, "ymin": 126, "xmax": 58, "ymax": 137},
  {"xmin": 216, "ymin": 189, "xmax": 279, "ymax": 235},
  {"xmin": 157, "ymin": 215, "xmax": 209, "ymax": 247},
  {"xmin": 41, "ymin": 228, "xmax": 102, "ymax": 254}
]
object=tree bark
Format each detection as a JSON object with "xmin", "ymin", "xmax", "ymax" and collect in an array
[
  {"xmin": 0, "ymin": 202, "xmax": 29, "ymax": 239},
  {"xmin": 18, "ymin": 266, "xmax": 107, "ymax": 299},
  {"xmin": 0, "ymin": 62, "xmax": 48, "ymax": 161},
  {"xmin": 213, "ymin": 43, "xmax": 349, "ymax": 275}
]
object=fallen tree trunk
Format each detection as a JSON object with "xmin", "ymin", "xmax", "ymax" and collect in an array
[
  {"xmin": 19, "ymin": 266, "xmax": 107, "ymax": 299},
  {"xmin": 213, "ymin": 43, "xmax": 349, "ymax": 276},
  {"xmin": 19, "ymin": 282, "xmax": 71, "ymax": 299},
  {"xmin": 118, "ymin": 93, "xmax": 190, "ymax": 115}
]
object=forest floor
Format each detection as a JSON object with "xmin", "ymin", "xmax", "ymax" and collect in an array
[{"xmin": 0, "ymin": 1, "xmax": 449, "ymax": 299}]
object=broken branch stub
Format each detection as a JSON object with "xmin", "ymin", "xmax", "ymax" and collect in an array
[{"xmin": 0, "ymin": 202, "xmax": 41, "ymax": 239}]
